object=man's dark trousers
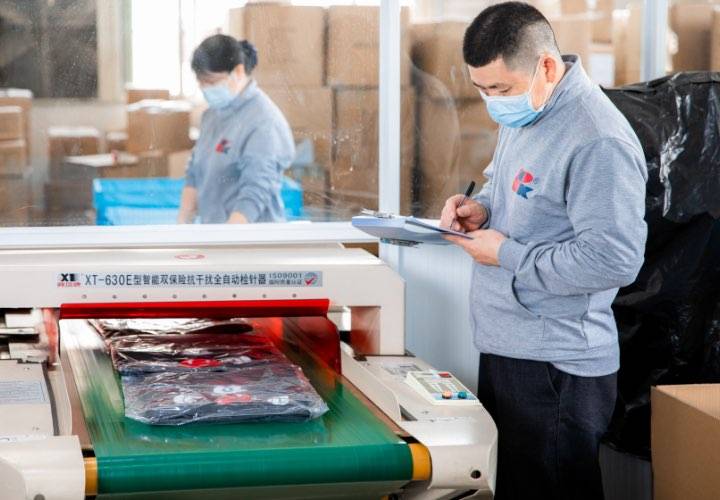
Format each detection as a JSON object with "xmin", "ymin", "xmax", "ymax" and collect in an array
[{"xmin": 478, "ymin": 353, "xmax": 617, "ymax": 500}]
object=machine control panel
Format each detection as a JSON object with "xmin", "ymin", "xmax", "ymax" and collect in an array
[{"xmin": 405, "ymin": 370, "xmax": 480, "ymax": 406}]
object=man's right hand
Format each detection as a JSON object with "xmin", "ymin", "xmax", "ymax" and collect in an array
[{"xmin": 440, "ymin": 195, "xmax": 488, "ymax": 233}]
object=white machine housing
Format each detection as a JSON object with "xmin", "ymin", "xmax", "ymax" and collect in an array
[{"xmin": 0, "ymin": 242, "xmax": 497, "ymax": 499}]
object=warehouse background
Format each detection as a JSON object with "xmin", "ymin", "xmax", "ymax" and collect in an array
[{"xmin": 0, "ymin": 0, "xmax": 717, "ymax": 228}]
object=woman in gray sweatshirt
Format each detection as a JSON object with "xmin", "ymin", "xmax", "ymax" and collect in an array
[{"xmin": 178, "ymin": 35, "xmax": 295, "ymax": 224}]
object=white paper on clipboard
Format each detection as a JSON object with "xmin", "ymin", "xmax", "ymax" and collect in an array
[{"xmin": 351, "ymin": 214, "xmax": 472, "ymax": 246}]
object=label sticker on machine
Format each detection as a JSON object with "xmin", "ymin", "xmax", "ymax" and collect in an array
[
  {"xmin": 0, "ymin": 380, "xmax": 48, "ymax": 404},
  {"xmin": 56, "ymin": 271, "xmax": 323, "ymax": 288}
]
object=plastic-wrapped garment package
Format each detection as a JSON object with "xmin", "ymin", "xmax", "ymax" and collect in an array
[
  {"xmin": 109, "ymin": 332, "xmax": 286, "ymax": 375},
  {"xmin": 603, "ymin": 72, "xmax": 720, "ymax": 457},
  {"xmin": 122, "ymin": 362, "xmax": 329, "ymax": 425},
  {"xmin": 91, "ymin": 317, "xmax": 254, "ymax": 339}
]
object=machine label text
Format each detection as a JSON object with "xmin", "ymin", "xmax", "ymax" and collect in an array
[{"xmin": 56, "ymin": 271, "xmax": 323, "ymax": 288}]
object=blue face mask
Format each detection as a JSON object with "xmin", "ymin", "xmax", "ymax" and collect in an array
[
  {"xmin": 479, "ymin": 65, "xmax": 549, "ymax": 128},
  {"xmin": 201, "ymin": 82, "xmax": 235, "ymax": 109}
]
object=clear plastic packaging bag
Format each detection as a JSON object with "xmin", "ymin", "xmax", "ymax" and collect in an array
[
  {"xmin": 121, "ymin": 362, "xmax": 329, "ymax": 425},
  {"xmin": 91, "ymin": 318, "xmax": 253, "ymax": 338},
  {"xmin": 109, "ymin": 332, "xmax": 287, "ymax": 375}
]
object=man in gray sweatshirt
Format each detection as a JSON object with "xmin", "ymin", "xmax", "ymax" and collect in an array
[{"xmin": 440, "ymin": 3, "xmax": 647, "ymax": 499}]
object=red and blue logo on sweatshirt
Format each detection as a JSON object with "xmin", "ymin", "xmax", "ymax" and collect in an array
[
  {"xmin": 215, "ymin": 138, "xmax": 230, "ymax": 154},
  {"xmin": 512, "ymin": 169, "xmax": 536, "ymax": 199}
]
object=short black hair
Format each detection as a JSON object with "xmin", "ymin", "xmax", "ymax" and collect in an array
[
  {"xmin": 191, "ymin": 34, "xmax": 258, "ymax": 76},
  {"xmin": 463, "ymin": 1, "xmax": 558, "ymax": 70}
]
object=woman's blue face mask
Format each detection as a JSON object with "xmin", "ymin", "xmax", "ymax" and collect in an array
[
  {"xmin": 478, "ymin": 63, "xmax": 550, "ymax": 128},
  {"xmin": 200, "ymin": 73, "xmax": 237, "ymax": 109}
]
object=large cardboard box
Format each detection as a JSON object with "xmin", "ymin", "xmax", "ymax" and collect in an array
[
  {"xmin": 126, "ymin": 87, "xmax": 171, "ymax": 104},
  {"xmin": 416, "ymin": 97, "xmax": 496, "ymax": 217},
  {"xmin": 0, "ymin": 139, "xmax": 29, "ymax": 176},
  {"xmin": 549, "ymin": 14, "xmax": 593, "ymax": 64},
  {"xmin": 0, "ymin": 89, "xmax": 32, "ymax": 152},
  {"xmin": 264, "ymin": 87, "xmax": 333, "ymax": 168},
  {"xmin": 670, "ymin": 3, "xmax": 715, "ymax": 72},
  {"xmin": 593, "ymin": 0, "xmax": 613, "ymax": 43},
  {"xmin": 651, "ymin": 384, "xmax": 720, "ymax": 500},
  {"xmin": 44, "ymin": 180, "xmax": 93, "ymax": 212},
  {"xmin": 47, "ymin": 126, "xmax": 101, "ymax": 174},
  {"xmin": 61, "ymin": 152, "xmax": 168, "ymax": 180},
  {"xmin": 713, "ymin": 8, "xmax": 720, "ymax": 70},
  {"xmin": 229, "ymin": 5, "xmax": 326, "ymax": 87},
  {"xmin": 0, "ymin": 172, "xmax": 33, "ymax": 225},
  {"xmin": 561, "ymin": 0, "xmax": 588, "ymax": 15},
  {"xmin": 0, "ymin": 106, "xmax": 24, "ymax": 141},
  {"xmin": 327, "ymin": 6, "xmax": 411, "ymax": 87},
  {"xmin": 168, "ymin": 150, "xmax": 192, "ymax": 179},
  {"xmin": 613, "ymin": 8, "xmax": 643, "ymax": 86},
  {"xmin": 528, "ymin": 0, "xmax": 562, "ymax": 18},
  {"xmin": 105, "ymin": 131, "xmax": 128, "ymax": 152},
  {"xmin": 411, "ymin": 22, "xmax": 476, "ymax": 100},
  {"xmin": 331, "ymin": 88, "xmax": 415, "ymax": 215},
  {"xmin": 127, "ymin": 100, "xmax": 192, "ymax": 155}
]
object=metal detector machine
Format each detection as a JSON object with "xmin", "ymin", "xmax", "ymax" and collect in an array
[{"xmin": 0, "ymin": 240, "xmax": 497, "ymax": 499}]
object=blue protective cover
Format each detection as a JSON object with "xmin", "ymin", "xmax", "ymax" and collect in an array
[
  {"xmin": 93, "ymin": 177, "xmax": 304, "ymax": 225},
  {"xmin": 351, "ymin": 215, "xmax": 471, "ymax": 246}
]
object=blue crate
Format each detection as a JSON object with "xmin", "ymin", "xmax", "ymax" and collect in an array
[{"xmin": 93, "ymin": 177, "xmax": 304, "ymax": 225}]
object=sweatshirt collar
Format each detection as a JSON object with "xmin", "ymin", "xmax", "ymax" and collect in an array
[
  {"xmin": 223, "ymin": 79, "xmax": 259, "ymax": 112},
  {"xmin": 532, "ymin": 55, "xmax": 593, "ymax": 125}
]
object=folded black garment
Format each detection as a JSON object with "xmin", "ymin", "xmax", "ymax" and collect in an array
[
  {"xmin": 109, "ymin": 332, "xmax": 286, "ymax": 375},
  {"xmin": 121, "ymin": 363, "xmax": 329, "ymax": 425},
  {"xmin": 91, "ymin": 318, "xmax": 253, "ymax": 339}
]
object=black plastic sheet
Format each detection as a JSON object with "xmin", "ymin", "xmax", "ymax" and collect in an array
[{"xmin": 603, "ymin": 72, "xmax": 720, "ymax": 457}]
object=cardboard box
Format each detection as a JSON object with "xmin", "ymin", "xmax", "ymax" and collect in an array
[
  {"xmin": 0, "ymin": 106, "xmax": 24, "ymax": 141},
  {"xmin": 327, "ymin": 6, "xmax": 411, "ymax": 87},
  {"xmin": 670, "ymin": 3, "xmax": 715, "ymax": 71},
  {"xmin": 0, "ymin": 89, "xmax": 32, "ymax": 152},
  {"xmin": 44, "ymin": 180, "xmax": 93, "ymax": 212},
  {"xmin": 105, "ymin": 131, "xmax": 128, "ymax": 152},
  {"xmin": 613, "ymin": 8, "xmax": 642, "ymax": 86},
  {"xmin": 127, "ymin": 100, "xmax": 192, "ymax": 154},
  {"xmin": 713, "ymin": 8, "xmax": 720, "ymax": 70},
  {"xmin": 561, "ymin": 0, "xmax": 588, "ymax": 15},
  {"xmin": 331, "ymin": 88, "xmax": 415, "ymax": 214},
  {"xmin": 0, "ymin": 172, "xmax": 33, "ymax": 225},
  {"xmin": 549, "ymin": 14, "xmax": 593, "ymax": 64},
  {"xmin": 47, "ymin": 126, "xmax": 101, "ymax": 174},
  {"xmin": 264, "ymin": 87, "xmax": 333, "ymax": 168},
  {"xmin": 126, "ymin": 88, "xmax": 171, "ymax": 104},
  {"xmin": 416, "ymin": 97, "xmax": 496, "ymax": 218},
  {"xmin": 651, "ymin": 384, "xmax": 720, "ymax": 500},
  {"xmin": 411, "ymin": 22, "xmax": 477, "ymax": 100},
  {"xmin": 229, "ymin": 5, "xmax": 326, "ymax": 87},
  {"xmin": 61, "ymin": 152, "xmax": 168, "ymax": 180},
  {"xmin": 592, "ymin": 0, "xmax": 613, "ymax": 43},
  {"xmin": 0, "ymin": 139, "xmax": 28, "ymax": 176},
  {"xmin": 528, "ymin": 0, "xmax": 562, "ymax": 18}
]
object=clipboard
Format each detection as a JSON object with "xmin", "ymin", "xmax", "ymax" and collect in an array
[{"xmin": 351, "ymin": 212, "xmax": 472, "ymax": 246}]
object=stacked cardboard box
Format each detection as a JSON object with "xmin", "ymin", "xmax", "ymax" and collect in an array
[
  {"xmin": 670, "ymin": 3, "xmax": 716, "ymax": 72},
  {"xmin": 326, "ymin": 6, "xmax": 411, "ymax": 87},
  {"xmin": 106, "ymin": 131, "xmax": 128, "ymax": 152},
  {"xmin": 592, "ymin": 0, "xmax": 613, "ymax": 44},
  {"xmin": 47, "ymin": 127, "xmax": 101, "ymax": 175},
  {"xmin": 264, "ymin": 87, "xmax": 333, "ymax": 211},
  {"xmin": 330, "ymin": 88, "xmax": 416, "ymax": 217},
  {"xmin": 0, "ymin": 106, "xmax": 27, "ymax": 176},
  {"xmin": 411, "ymin": 21, "xmax": 498, "ymax": 218},
  {"xmin": 229, "ymin": 4, "xmax": 326, "ymax": 87},
  {"xmin": 127, "ymin": 100, "xmax": 193, "ymax": 155},
  {"xmin": 126, "ymin": 87, "xmax": 171, "ymax": 105},
  {"xmin": 0, "ymin": 88, "xmax": 32, "ymax": 157},
  {"xmin": 613, "ymin": 7, "xmax": 643, "ymax": 86},
  {"xmin": 0, "ymin": 171, "xmax": 34, "ymax": 226}
]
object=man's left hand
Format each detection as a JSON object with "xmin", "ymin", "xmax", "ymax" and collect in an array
[
  {"xmin": 227, "ymin": 212, "xmax": 249, "ymax": 224},
  {"xmin": 445, "ymin": 229, "xmax": 507, "ymax": 266}
]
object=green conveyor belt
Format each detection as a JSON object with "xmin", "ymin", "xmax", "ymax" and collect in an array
[{"xmin": 62, "ymin": 320, "xmax": 413, "ymax": 499}]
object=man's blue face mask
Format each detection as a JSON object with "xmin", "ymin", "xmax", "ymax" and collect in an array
[{"xmin": 479, "ymin": 63, "xmax": 550, "ymax": 128}]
